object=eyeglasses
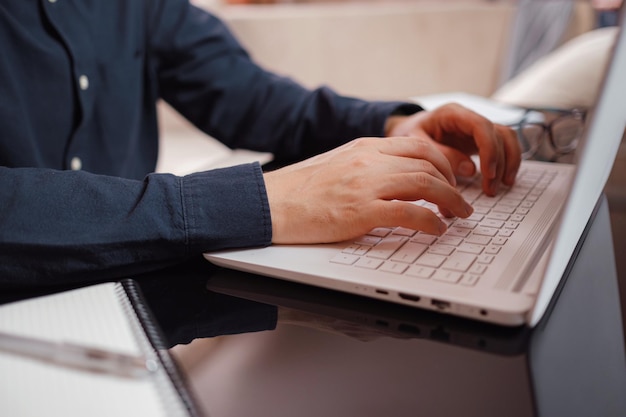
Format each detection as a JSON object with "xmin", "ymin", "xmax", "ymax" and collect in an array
[{"xmin": 508, "ymin": 108, "xmax": 587, "ymax": 161}]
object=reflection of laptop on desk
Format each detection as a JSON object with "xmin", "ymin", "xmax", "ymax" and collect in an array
[
  {"xmin": 207, "ymin": 268, "xmax": 532, "ymax": 356},
  {"xmin": 205, "ymin": 13, "xmax": 626, "ymax": 327}
]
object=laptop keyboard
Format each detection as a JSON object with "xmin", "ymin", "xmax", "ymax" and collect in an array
[{"xmin": 330, "ymin": 167, "xmax": 557, "ymax": 287}]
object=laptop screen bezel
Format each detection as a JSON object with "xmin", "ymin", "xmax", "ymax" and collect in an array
[{"xmin": 528, "ymin": 8, "xmax": 626, "ymax": 326}]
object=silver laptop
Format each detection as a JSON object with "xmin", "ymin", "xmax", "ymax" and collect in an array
[{"xmin": 205, "ymin": 13, "xmax": 626, "ymax": 327}]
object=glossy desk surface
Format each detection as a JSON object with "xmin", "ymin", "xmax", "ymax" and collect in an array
[
  {"xmin": 139, "ymin": 196, "xmax": 625, "ymax": 417},
  {"xmin": 2, "ymin": 198, "xmax": 625, "ymax": 417}
]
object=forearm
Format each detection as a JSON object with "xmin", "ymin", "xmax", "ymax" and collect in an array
[{"xmin": 0, "ymin": 164, "xmax": 271, "ymax": 288}]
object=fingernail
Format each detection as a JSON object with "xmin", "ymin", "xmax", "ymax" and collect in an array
[
  {"xmin": 459, "ymin": 161, "xmax": 474, "ymax": 177},
  {"xmin": 464, "ymin": 201, "xmax": 474, "ymax": 216},
  {"xmin": 490, "ymin": 181, "xmax": 499, "ymax": 195},
  {"xmin": 438, "ymin": 221, "xmax": 448, "ymax": 235}
]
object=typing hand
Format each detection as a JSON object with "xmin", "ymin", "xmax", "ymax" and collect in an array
[
  {"xmin": 385, "ymin": 103, "xmax": 522, "ymax": 196},
  {"xmin": 263, "ymin": 135, "xmax": 473, "ymax": 244}
]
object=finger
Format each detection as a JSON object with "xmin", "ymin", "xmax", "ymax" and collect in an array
[
  {"xmin": 436, "ymin": 107, "xmax": 504, "ymax": 184},
  {"xmin": 438, "ymin": 206, "xmax": 456, "ymax": 219},
  {"xmin": 447, "ymin": 106, "xmax": 509, "ymax": 190},
  {"xmin": 433, "ymin": 143, "xmax": 477, "ymax": 178},
  {"xmin": 498, "ymin": 125, "xmax": 522, "ymax": 186},
  {"xmin": 376, "ymin": 156, "xmax": 450, "ymax": 187},
  {"xmin": 474, "ymin": 123, "xmax": 502, "ymax": 181},
  {"xmin": 367, "ymin": 136, "xmax": 457, "ymax": 186},
  {"xmin": 378, "ymin": 172, "xmax": 473, "ymax": 219},
  {"xmin": 370, "ymin": 200, "xmax": 448, "ymax": 236},
  {"xmin": 482, "ymin": 125, "xmax": 518, "ymax": 195},
  {"xmin": 482, "ymin": 147, "xmax": 503, "ymax": 196},
  {"xmin": 423, "ymin": 104, "xmax": 501, "ymax": 180}
]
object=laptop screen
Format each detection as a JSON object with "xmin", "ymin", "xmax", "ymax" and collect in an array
[{"xmin": 529, "ymin": 8, "xmax": 626, "ymax": 326}]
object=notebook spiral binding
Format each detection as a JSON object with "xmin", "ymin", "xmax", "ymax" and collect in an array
[{"xmin": 118, "ymin": 280, "xmax": 205, "ymax": 417}]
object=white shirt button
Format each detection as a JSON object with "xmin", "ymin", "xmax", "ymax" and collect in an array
[
  {"xmin": 48, "ymin": 0, "xmax": 58, "ymax": 3},
  {"xmin": 70, "ymin": 157, "xmax": 82, "ymax": 171},
  {"xmin": 78, "ymin": 75, "xmax": 89, "ymax": 91}
]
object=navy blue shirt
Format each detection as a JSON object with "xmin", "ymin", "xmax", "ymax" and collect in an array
[{"xmin": 0, "ymin": 0, "xmax": 419, "ymax": 287}]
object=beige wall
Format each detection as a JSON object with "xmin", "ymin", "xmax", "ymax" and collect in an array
[
  {"xmin": 219, "ymin": 3, "xmax": 515, "ymax": 100},
  {"xmin": 205, "ymin": 2, "xmax": 594, "ymax": 100}
]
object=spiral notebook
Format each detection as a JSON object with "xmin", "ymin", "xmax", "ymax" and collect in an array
[{"xmin": 0, "ymin": 281, "xmax": 201, "ymax": 417}]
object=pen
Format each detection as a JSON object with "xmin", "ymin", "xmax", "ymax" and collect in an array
[{"xmin": 0, "ymin": 330, "xmax": 158, "ymax": 379}]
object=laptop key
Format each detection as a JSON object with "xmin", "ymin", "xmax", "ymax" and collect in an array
[
  {"xmin": 415, "ymin": 253, "xmax": 446, "ymax": 268},
  {"xmin": 433, "ymin": 270, "xmax": 463, "ymax": 284},
  {"xmin": 355, "ymin": 257, "xmax": 384, "ymax": 269},
  {"xmin": 366, "ymin": 236, "xmax": 407, "ymax": 259},
  {"xmin": 406, "ymin": 265, "xmax": 435, "ymax": 279},
  {"xmin": 330, "ymin": 253, "xmax": 360, "ymax": 265},
  {"xmin": 460, "ymin": 274, "xmax": 481, "ymax": 286},
  {"xmin": 457, "ymin": 243, "xmax": 484, "ymax": 254},
  {"xmin": 390, "ymin": 241, "xmax": 428, "ymax": 263},
  {"xmin": 380, "ymin": 261, "xmax": 409, "ymax": 274},
  {"xmin": 442, "ymin": 252, "xmax": 476, "ymax": 272}
]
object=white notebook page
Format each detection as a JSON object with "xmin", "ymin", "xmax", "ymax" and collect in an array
[{"xmin": 0, "ymin": 283, "xmax": 189, "ymax": 417}]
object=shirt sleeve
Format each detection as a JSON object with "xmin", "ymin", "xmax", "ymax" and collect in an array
[{"xmin": 0, "ymin": 163, "xmax": 271, "ymax": 288}]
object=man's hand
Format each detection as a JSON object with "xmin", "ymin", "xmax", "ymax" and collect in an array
[
  {"xmin": 264, "ymin": 135, "xmax": 474, "ymax": 244},
  {"xmin": 385, "ymin": 103, "xmax": 521, "ymax": 196}
]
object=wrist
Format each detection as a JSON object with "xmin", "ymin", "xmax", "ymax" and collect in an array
[{"xmin": 384, "ymin": 103, "xmax": 423, "ymax": 136}]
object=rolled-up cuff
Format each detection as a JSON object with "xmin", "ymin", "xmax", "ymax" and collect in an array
[{"xmin": 181, "ymin": 162, "xmax": 272, "ymax": 253}]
